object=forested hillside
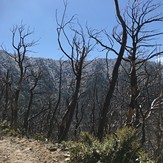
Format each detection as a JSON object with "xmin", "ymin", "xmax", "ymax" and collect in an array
[{"xmin": 0, "ymin": 50, "xmax": 162, "ymax": 161}]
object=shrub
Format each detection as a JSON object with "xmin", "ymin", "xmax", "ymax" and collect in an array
[
  {"xmin": 34, "ymin": 132, "xmax": 46, "ymax": 141},
  {"xmin": 64, "ymin": 127, "xmax": 154, "ymax": 163}
]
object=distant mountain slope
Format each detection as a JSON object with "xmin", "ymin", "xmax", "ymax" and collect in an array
[{"xmin": 0, "ymin": 50, "xmax": 116, "ymax": 88}]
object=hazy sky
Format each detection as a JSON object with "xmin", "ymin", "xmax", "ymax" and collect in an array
[{"xmin": 0, "ymin": 0, "xmax": 163, "ymax": 59}]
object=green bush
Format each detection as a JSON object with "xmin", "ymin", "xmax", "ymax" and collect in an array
[
  {"xmin": 64, "ymin": 127, "xmax": 154, "ymax": 163},
  {"xmin": 34, "ymin": 132, "xmax": 47, "ymax": 141}
]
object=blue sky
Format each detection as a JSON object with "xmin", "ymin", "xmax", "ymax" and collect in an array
[{"xmin": 0, "ymin": 0, "xmax": 163, "ymax": 59}]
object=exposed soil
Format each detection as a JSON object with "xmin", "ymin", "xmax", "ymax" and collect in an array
[{"xmin": 0, "ymin": 136, "xmax": 70, "ymax": 163}]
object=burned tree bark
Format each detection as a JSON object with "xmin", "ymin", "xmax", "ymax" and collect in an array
[
  {"xmin": 93, "ymin": 0, "xmax": 127, "ymax": 141},
  {"xmin": 56, "ymin": 1, "xmax": 94, "ymax": 141}
]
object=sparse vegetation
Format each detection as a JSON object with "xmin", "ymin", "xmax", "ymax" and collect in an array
[
  {"xmin": 64, "ymin": 127, "xmax": 154, "ymax": 163},
  {"xmin": 0, "ymin": 0, "xmax": 163, "ymax": 162}
]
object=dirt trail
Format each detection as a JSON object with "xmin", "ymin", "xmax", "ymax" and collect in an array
[{"xmin": 0, "ymin": 137, "xmax": 70, "ymax": 163}]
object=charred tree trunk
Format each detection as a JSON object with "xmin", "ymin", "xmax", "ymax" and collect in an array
[
  {"xmin": 58, "ymin": 69, "xmax": 82, "ymax": 142},
  {"xmin": 127, "ymin": 61, "xmax": 140, "ymax": 127},
  {"xmin": 23, "ymin": 89, "xmax": 34, "ymax": 132},
  {"xmin": 12, "ymin": 89, "xmax": 20, "ymax": 129},
  {"xmin": 97, "ymin": 0, "xmax": 127, "ymax": 141},
  {"xmin": 56, "ymin": 1, "xmax": 94, "ymax": 141}
]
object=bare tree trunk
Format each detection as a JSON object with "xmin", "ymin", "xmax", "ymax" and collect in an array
[
  {"xmin": 23, "ymin": 70, "xmax": 41, "ymax": 133},
  {"xmin": 127, "ymin": 63, "xmax": 140, "ymax": 127},
  {"xmin": 12, "ymin": 89, "xmax": 20, "ymax": 129},
  {"xmin": 23, "ymin": 90, "xmax": 34, "ymax": 132},
  {"xmin": 97, "ymin": 0, "xmax": 127, "ymax": 141},
  {"xmin": 58, "ymin": 72, "xmax": 82, "ymax": 142},
  {"xmin": 56, "ymin": 2, "xmax": 93, "ymax": 141},
  {"xmin": 74, "ymin": 103, "xmax": 84, "ymax": 137}
]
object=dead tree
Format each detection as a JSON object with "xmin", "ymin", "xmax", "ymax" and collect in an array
[
  {"xmin": 3, "ymin": 23, "xmax": 38, "ymax": 129},
  {"xmin": 114, "ymin": 0, "xmax": 163, "ymax": 128},
  {"xmin": 57, "ymin": 1, "xmax": 94, "ymax": 142},
  {"xmin": 89, "ymin": 0, "xmax": 127, "ymax": 141},
  {"xmin": 23, "ymin": 68, "xmax": 42, "ymax": 132},
  {"xmin": 110, "ymin": 1, "xmax": 163, "ymax": 146}
]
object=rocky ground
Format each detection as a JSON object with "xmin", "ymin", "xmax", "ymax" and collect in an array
[{"xmin": 0, "ymin": 136, "xmax": 70, "ymax": 163}]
